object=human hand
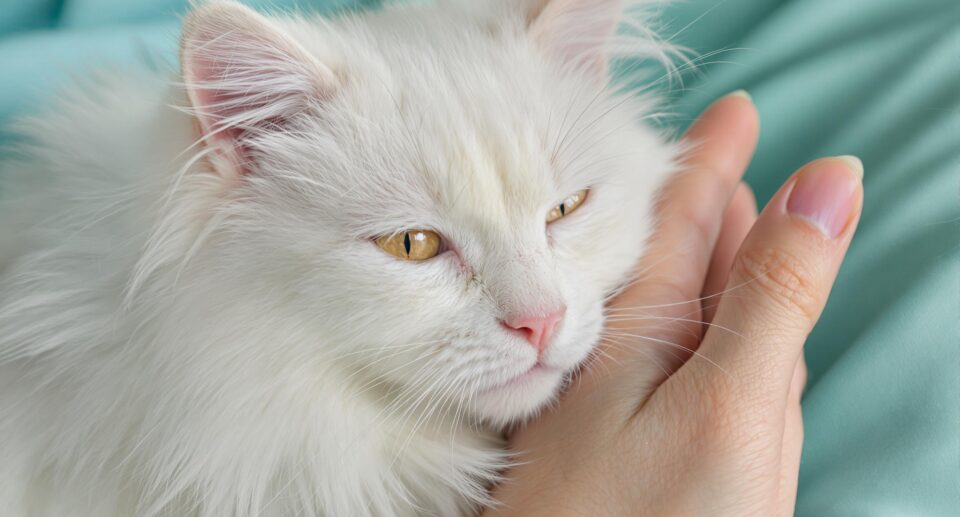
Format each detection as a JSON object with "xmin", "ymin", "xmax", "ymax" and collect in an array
[{"xmin": 485, "ymin": 92, "xmax": 864, "ymax": 516}]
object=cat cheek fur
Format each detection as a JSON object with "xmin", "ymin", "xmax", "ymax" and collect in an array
[{"xmin": 0, "ymin": 0, "xmax": 681, "ymax": 515}]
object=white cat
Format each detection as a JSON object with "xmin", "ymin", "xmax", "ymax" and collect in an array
[{"xmin": 0, "ymin": 0, "xmax": 679, "ymax": 515}]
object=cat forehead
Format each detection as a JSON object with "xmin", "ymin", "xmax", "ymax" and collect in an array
[
  {"xmin": 416, "ymin": 114, "xmax": 555, "ymax": 219},
  {"xmin": 277, "ymin": 7, "xmax": 570, "ymax": 126},
  {"xmin": 270, "ymin": 81, "xmax": 569, "ymax": 240},
  {"xmin": 267, "ymin": 11, "xmax": 617, "ymax": 230},
  {"xmin": 319, "ymin": 90, "xmax": 559, "ymax": 224},
  {"xmin": 358, "ymin": 77, "xmax": 606, "ymax": 228}
]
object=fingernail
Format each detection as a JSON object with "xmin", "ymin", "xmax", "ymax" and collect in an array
[
  {"xmin": 786, "ymin": 156, "xmax": 862, "ymax": 238},
  {"xmin": 727, "ymin": 89, "xmax": 752, "ymax": 102},
  {"xmin": 835, "ymin": 155, "xmax": 864, "ymax": 180}
]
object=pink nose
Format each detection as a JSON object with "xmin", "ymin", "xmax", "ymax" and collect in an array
[{"xmin": 501, "ymin": 308, "xmax": 566, "ymax": 353}]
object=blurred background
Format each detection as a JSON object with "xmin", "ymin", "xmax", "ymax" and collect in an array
[{"xmin": 0, "ymin": 0, "xmax": 957, "ymax": 514}]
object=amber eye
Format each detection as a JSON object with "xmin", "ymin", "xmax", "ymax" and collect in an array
[
  {"xmin": 546, "ymin": 189, "xmax": 588, "ymax": 223},
  {"xmin": 376, "ymin": 230, "xmax": 442, "ymax": 261}
]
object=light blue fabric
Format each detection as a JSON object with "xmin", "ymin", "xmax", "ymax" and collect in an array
[
  {"xmin": 1, "ymin": 0, "xmax": 957, "ymax": 514},
  {"xmin": 660, "ymin": 3, "xmax": 960, "ymax": 514},
  {"xmin": 0, "ymin": 0, "xmax": 382, "ymax": 128}
]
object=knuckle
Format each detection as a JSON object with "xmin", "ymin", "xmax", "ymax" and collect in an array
[
  {"xmin": 734, "ymin": 246, "xmax": 823, "ymax": 327},
  {"xmin": 658, "ymin": 167, "xmax": 726, "ymax": 243},
  {"xmin": 676, "ymin": 170, "xmax": 725, "ymax": 244}
]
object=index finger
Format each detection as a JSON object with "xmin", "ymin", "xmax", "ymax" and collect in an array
[
  {"xmin": 629, "ymin": 91, "xmax": 759, "ymax": 309},
  {"xmin": 607, "ymin": 91, "xmax": 760, "ymax": 363}
]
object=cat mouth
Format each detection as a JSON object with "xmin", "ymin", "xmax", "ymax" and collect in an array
[{"xmin": 483, "ymin": 363, "xmax": 556, "ymax": 393}]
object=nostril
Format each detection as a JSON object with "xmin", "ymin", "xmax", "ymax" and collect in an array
[
  {"xmin": 501, "ymin": 321, "xmax": 535, "ymax": 342},
  {"xmin": 501, "ymin": 307, "xmax": 566, "ymax": 352}
]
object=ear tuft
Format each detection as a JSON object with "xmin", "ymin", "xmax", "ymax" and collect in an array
[
  {"xmin": 180, "ymin": 1, "xmax": 337, "ymax": 179},
  {"xmin": 527, "ymin": 0, "xmax": 623, "ymax": 79}
]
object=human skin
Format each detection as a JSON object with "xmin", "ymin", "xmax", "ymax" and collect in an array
[{"xmin": 485, "ymin": 91, "xmax": 864, "ymax": 516}]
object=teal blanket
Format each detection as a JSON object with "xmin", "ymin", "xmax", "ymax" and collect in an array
[{"xmin": 2, "ymin": 0, "xmax": 957, "ymax": 514}]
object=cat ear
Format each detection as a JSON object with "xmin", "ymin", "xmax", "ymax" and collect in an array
[
  {"xmin": 180, "ymin": 1, "xmax": 337, "ymax": 179},
  {"xmin": 526, "ymin": 0, "xmax": 622, "ymax": 79}
]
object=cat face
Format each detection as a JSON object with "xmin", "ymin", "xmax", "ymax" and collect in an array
[{"xmin": 179, "ymin": 0, "xmax": 675, "ymax": 425}]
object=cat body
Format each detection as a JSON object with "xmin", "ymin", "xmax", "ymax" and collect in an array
[{"xmin": 0, "ymin": 1, "xmax": 677, "ymax": 515}]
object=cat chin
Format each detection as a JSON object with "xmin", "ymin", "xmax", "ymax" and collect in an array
[{"xmin": 471, "ymin": 366, "xmax": 565, "ymax": 424}]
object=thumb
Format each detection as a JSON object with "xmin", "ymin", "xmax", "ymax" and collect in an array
[{"xmin": 692, "ymin": 156, "xmax": 863, "ymax": 406}]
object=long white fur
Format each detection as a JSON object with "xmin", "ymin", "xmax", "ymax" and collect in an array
[{"xmin": 0, "ymin": 0, "xmax": 680, "ymax": 515}]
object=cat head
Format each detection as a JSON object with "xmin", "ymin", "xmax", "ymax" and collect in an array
[{"xmin": 175, "ymin": 0, "xmax": 677, "ymax": 426}]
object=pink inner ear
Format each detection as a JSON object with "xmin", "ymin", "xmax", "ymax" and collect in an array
[
  {"xmin": 184, "ymin": 47, "xmax": 266, "ymax": 179},
  {"xmin": 188, "ymin": 53, "xmax": 247, "ymax": 145},
  {"xmin": 185, "ymin": 39, "xmax": 306, "ymax": 146},
  {"xmin": 529, "ymin": 0, "xmax": 622, "ymax": 77},
  {"xmin": 180, "ymin": 3, "xmax": 337, "ymax": 178}
]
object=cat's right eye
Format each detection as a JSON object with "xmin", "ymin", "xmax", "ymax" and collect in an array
[{"xmin": 375, "ymin": 230, "xmax": 442, "ymax": 261}]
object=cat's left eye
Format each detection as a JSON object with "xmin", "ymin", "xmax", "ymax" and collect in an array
[
  {"xmin": 376, "ymin": 230, "xmax": 442, "ymax": 261},
  {"xmin": 546, "ymin": 189, "xmax": 588, "ymax": 223}
]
